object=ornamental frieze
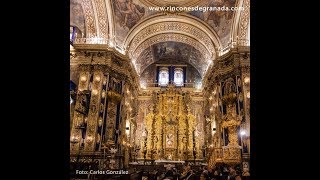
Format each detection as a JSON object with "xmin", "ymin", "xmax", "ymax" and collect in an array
[
  {"xmin": 239, "ymin": 0, "xmax": 250, "ymax": 42},
  {"xmin": 81, "ymin": 0, "xmax": 97, "ymax": 37},
  {"xmin": 93, "ymin": 0, "xmax": 108, "ymax": 39}
]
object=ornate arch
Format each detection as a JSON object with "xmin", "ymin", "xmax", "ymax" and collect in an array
[{"xmin": 124, "ymin": 13, "xmax": 222, "ymax": 59}]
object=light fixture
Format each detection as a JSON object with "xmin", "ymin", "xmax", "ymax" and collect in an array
[
  {"xmin": 80, "ymin": 76, "xmax": 87, "ymax": 82},
  {"xmin": 95, "ymin": 76, "xmax": 101, "ymax": 82},
  {"xmin": 70, "ymin": 96, "xmax": 73, "ymax": 104},
  {"xmin": 86, "ymin": 136, "xmax": 93, "ymax": 142},
  {"xmin": 142, "ymin": 130, "xmax": 147, "ymax": 138},
  {"xmin": 70, "ymin": 136, "xmax": 79, "ymax": 143},
  {"xmin": 240, "ymin": 130, "xmax": 246, "ymax": 136},
  {"xmin": 244, "ymin": 77, "xmax": 250, "ymax": 84},
  {"xmin": 92, "ymin": 89, "xmax": 98, "ymax": 95},
  {"xmin": 101, "ymin": 91, "xmax": 106, "ymax": 98},
  {"xmin": 98, "ymin": 118, "xmax": 103, "ymax": 127}
]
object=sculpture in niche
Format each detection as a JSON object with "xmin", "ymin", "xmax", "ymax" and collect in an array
[
  {"xmin": 224, "ymin": 78, "xmax": 235, "ymax": 95},
  {"xmin": 166, "ymin": 133, "xmax": 174, "ymax": 148}
]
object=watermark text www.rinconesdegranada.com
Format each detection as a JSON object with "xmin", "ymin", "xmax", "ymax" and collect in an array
[
  {"xmin": 75, "ymin": 169, "xmax": 129, "ymax": 175},
  {"xmin": 148, "ymin": 6, "xmax": 244, "ymax": 12}
]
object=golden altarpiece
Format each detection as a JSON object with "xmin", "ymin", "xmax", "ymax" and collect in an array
[{"xmin": 142, "ymin": 85, "xmax": 200, "ymax": 161}]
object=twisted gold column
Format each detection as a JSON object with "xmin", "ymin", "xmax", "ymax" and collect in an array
[
  {"xmin": 84, "ymin": 65, "xmax": 105, "ymax": 151},
  {"xmin": 70, "ymin": 65, "xmax": 91, "ymax": 153}
]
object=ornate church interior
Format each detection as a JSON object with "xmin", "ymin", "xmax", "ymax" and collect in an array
[{"xmin": 70, "ymin": 0, "xmax": 250, "ymax": 179}]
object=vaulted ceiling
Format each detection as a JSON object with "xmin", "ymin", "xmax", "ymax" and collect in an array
[{"xmin": 70, "ymin": 0, "xmax": 250, "ymax": 79}]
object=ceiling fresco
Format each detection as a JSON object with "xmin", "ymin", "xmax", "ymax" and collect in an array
[
  {"xmin": 188, "ymin": 0, "xmax": 236, "ymax": 47},
  {"xmin": 136, "ymin": 41, "xmax": 206, "ymax": 75},
  {"xmin": 112, "ymin": 0, "xmax": 237, "ymax": 49},
  {"xmin": 113, "ymin": 0, "xmax": 158, "ymax": 47}
]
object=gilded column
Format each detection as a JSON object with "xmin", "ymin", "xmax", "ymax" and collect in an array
[
  {"xmin": 84, "ymin": 65, "xmax": 105, "ymax": 151},
  {"xmin": 70, "ymin": 65, "xmax": 91, "ymax": 152},
  {"xmin": 186, "ymin": 107, "xmax": 195, "ymax": 159},
  {"xmin": 105, "ymin": 84, "xmax": 121, "ymax": 144},
  {"xmin": 178, "ymin": 115, "xmax": 186, "ymax": 160},
  {"xmin": 155, "ymin": 114, "xmax": 163, "ymax": 158},
  {"xmin": 145, "ymin": 107, "xmax": 154, "ymax": 158}
]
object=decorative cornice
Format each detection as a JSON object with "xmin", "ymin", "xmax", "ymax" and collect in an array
[{"xmin": 70, "ymin": 49, "xmax": 140, "ymax": 93}]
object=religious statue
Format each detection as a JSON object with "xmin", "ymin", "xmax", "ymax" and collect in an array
[
  {"xmin": 166, "ymin": 134, "xmax": 174, "ymax": 148},
  {"xmin": 224, "ymin": 78, "xmax": 235, "ymax": 95}
]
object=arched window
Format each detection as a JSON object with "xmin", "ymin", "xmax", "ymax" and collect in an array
[
  {"xmin": 174, "ymin": 67, "xmax": 183, "ymax": 86},
  {"xmin": 158, "ymin": 67, "xmax": 169, "ymax": 86}
]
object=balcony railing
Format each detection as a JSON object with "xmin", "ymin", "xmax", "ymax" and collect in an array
[
  {"xmin": 73, "ymin": 38, "xmax": 108, "ymax": 45},
  {"xmin": 219, "ymin": 39, "xmax": 250, "ymax": 56},
  {"xmin": 140, "ymin": 82, "xmax": 198, "ymax": 89}
]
